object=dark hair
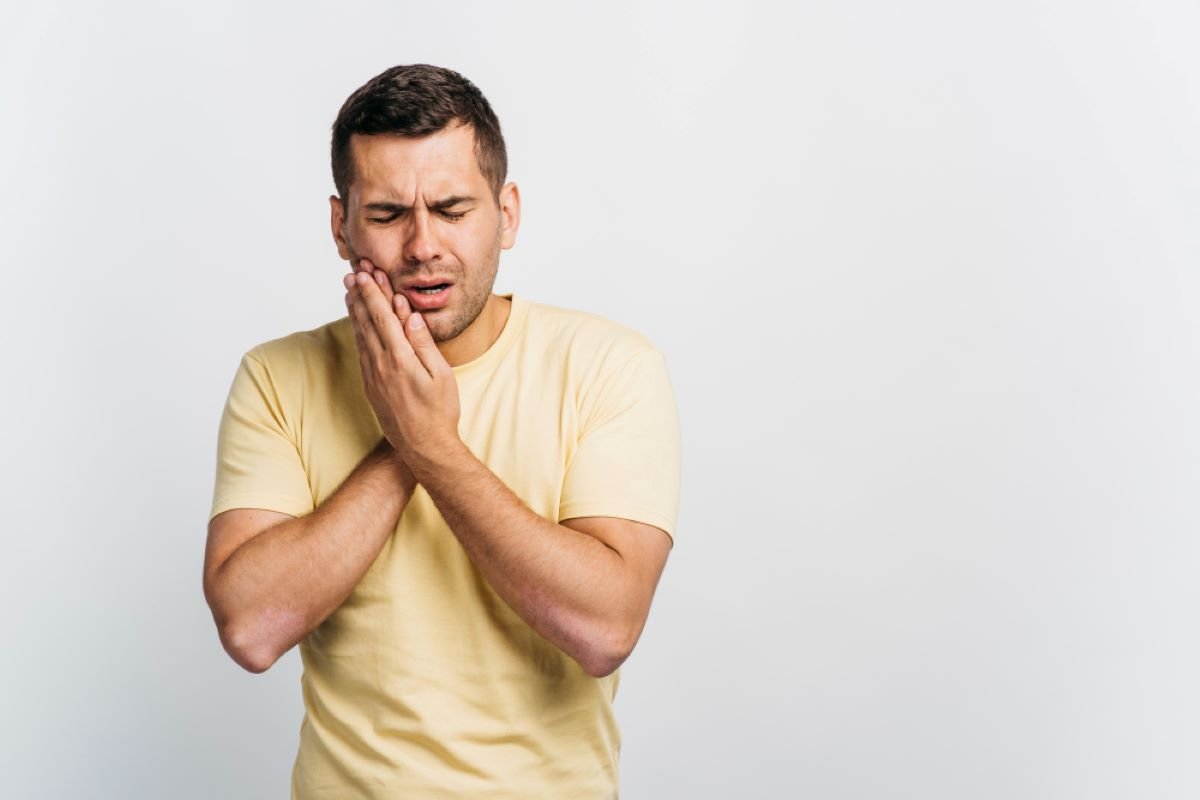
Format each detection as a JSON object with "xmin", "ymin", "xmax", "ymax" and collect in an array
[{"xmin": 330, "ymin": 64, "xmax": 507, "ymax": 203}]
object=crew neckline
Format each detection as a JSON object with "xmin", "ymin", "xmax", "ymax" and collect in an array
[
  {"xmin": 332, "ymin": 293, "xmax": 528, "ymax": 377},
  {"xmin": 451, "ymin": 292, "xmax": 528, "ymax": 377}
]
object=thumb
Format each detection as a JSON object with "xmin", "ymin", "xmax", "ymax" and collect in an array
[{"xmin": 405, "ymin": 312, "xmax": 447, "ymax": 375}]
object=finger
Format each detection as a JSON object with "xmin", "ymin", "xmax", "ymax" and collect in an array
[
  {"xmin": 356, "ymin": 271, "xmax": 414, "ymax": 362},
  {"xmin": 392, "ymin": 292, "xmax": 412, "ymax": 329},
  {"xmin": 404, "ymin": 311, "xmax": 449, "ymax": 378},
  {"xmin": 347, "ymin": 284, "xmax": 385, "ymax": 357},
  {"xmin": 349, "ymin": 280, "xmax": 386, "ymax": 356},
  {"xmin": 373, "ymin": 269, "xmax": 395, "ymax": 306},
  {"xmin": 346, "ymin": 291, "xmax": 372, "ymax": 356}
]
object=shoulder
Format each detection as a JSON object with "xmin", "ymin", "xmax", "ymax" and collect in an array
[
  {"xmin": 520, "ymin": 296, "xmax": 660, "ymax": 373},
  {"xmin": 242, "ymin": 316, "xmax": 351, "ymax": 370}
]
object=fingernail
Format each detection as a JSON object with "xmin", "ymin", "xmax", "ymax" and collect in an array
[
  {"xmin": 343, "ymin": 274, "xmax": 354, "ymax": 289},
  {"xmin": 410, "ymin": 313, "xmax": 424, "ymax": 329}
]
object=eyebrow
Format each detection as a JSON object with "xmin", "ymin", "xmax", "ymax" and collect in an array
[{"xmin": 363, "ymin": 195, "xmax": 476, "ymax": 213}]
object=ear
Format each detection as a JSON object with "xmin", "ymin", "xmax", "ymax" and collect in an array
[
  {"xmin": 497, "ymin": 182, "xmax": 521, "ymax": 250},
  {"xmin": 330, "ymin": 194, "xmax": 351, "ymax": 261}
]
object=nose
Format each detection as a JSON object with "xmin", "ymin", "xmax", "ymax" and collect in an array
[{"xmin": 403, "ymin": 208, "xmax": 441, "ymax": 266}]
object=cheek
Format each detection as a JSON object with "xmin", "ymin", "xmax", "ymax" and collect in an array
[
  {"xmin": 348, "ymin": 227, "xmax": 400, "ymax": 269},
  {"xmin": 459, "ymin": 223, "xmax": 499, "ymax": 262}
]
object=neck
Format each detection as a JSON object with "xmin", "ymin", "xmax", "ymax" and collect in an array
[{"xmin": 439, "ymin": 293, "xmax": 512, "ymax": 367}]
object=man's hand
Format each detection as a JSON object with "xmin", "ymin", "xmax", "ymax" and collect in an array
[{"xmin": 344, "ymin": 258, "xmax": 462, "ymax": 463}]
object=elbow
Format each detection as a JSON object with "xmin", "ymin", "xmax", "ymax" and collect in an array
[
  {"xmin": 581, "ymin": 656, "xmax": 625, "ymax": 680},
  {"xmin": 238, "ymin": 654, "xmax": 277, "ymax": 675},
  {"xmin": 204, "ymin": 579, "xmax": 285, "ymax": 674},
  {"xmin": 577, "ymin": 622, "xmax": 639, "ymax": 679},
  {"xmin": 208, "ymin": 597, "xmax": 282, "ymax": 674},
  {"xmin": 218, "ymin": 620, "xmax": 280, "ymax": 674}
]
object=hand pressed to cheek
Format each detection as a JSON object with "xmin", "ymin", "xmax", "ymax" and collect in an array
[
  {"xmin": 344, "ymin": 257, "xmax": 416, "ymax": 327},
  {"xmin": 343, "ymin": 265, "xmax": 463, "ymax": 462}
]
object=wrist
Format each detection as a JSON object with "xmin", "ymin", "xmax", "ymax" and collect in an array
[
  {"xmin": 367, "ymin": 438, "xmax": 418, "ymax": 490},
  {"xmin": 404, "ymin": 433, "xmax": 470, "ymax": 486}
]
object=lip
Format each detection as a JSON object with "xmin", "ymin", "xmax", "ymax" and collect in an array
[
  {"xmin": 401, "ymin": 276, "xmax": 456, "ymax": 290},
  {"xmin": 401, "ymin": 282, "xmax": 454, "ymax": 311}
]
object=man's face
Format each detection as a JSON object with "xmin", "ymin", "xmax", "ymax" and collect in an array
[{"xmin": 331, "ymin": 123, "xmax": 519, "ymax": 343}]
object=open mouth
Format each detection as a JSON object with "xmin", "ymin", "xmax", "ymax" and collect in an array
[{"xmin": 403, "ymin": 283, "xmax": 454, "ymax": 310}]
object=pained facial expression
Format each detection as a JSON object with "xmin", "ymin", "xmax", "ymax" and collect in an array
[{"xmin": 331, "ymin": 123, "xmax": 519, "ymax": 343}]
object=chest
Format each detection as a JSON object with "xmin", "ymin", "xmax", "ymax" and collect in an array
[{"xmin": 297, "ymin": 363, "xmax": 582, "ymax": 524}]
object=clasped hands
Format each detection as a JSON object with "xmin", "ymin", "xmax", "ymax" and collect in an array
[{"xmin": 343, "ymin": 257, "xmax": 461, "ymax": 469}]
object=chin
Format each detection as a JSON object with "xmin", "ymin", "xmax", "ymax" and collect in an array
[
  {"xmin": 429, "ymin": 285, "xmax": 493, "ymax": 342},
  {"xmin": 424, "ymin": 312, "xmax": 462, "ymax": 344}
]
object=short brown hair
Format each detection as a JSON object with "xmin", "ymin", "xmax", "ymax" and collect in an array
[{"xmin": 330, "ymin": 64, "xmax": 508, "ymax": 202}]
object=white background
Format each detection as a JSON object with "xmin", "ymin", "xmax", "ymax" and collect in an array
[{"xmin": 3, "ymin": 1, "xmax": 1199, "ymax": 797}]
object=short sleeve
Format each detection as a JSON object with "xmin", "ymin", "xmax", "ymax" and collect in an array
[
  {"xmin": 559, "ymin": 348, "xmax": 682, "ymax": 544},
  {"xmin": 209, "ymin": 352, "xmax": 315, "ymax": 523}
]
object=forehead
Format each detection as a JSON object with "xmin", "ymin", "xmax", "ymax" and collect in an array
[{"xmin": 350, "ymin": 123, "xmax": 485, "ymax": 199}]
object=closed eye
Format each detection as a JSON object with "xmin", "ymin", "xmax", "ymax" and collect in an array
[
  {"xmin": 368, "ymin": 210, "xmax": 467, "ymax": 223},
  {"xmin": 368, "ymin": 212, "xmax": 400, "ymax": 223}
]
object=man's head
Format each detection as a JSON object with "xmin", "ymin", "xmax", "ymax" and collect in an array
[
  {"xmin": 331, "ymin": 64, "xmax": 507, "ymax": 204},
  {"xmin": 329, "ymin": 64, "xmax": 519, "ymax": 346}
]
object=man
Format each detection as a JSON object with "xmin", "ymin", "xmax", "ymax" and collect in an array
[{"xmin": 203, "ymin": 64, "xmax": 681, "ymax": 798}]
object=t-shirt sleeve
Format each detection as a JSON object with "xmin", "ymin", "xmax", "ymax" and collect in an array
[
  {"xmin": 558, "ymin": 348, "xmax": 682, "ymax": 544},
  {"xmin": 209, "ymin": 351, "xmax": 315, "ymax": 523}
]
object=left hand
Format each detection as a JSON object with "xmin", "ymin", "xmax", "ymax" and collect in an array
[{"xmin": 344, "ymin": 258, "xmax": 461, "ymax": 464}]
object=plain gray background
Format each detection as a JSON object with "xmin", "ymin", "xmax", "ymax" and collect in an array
[{"xmin": 3, "ymin": 1, "xmax": 1198, "ymax": 797}]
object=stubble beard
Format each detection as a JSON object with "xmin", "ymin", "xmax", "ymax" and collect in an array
[
  {"xmin": 344, "ymin": 224, "xmax": 502, "ymax": 345},
  {"xmin": 425, "ymin": 232, "xmax": 501, "ymax": 344}
]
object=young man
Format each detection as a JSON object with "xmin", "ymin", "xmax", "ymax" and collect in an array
[{"xmin": 203, "ymin": 64, "xmax": 681, "ymax": 798}]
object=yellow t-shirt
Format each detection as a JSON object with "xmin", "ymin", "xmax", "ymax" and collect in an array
[{"xmin": 209, "ymin": 292, "xmax": 681, "ymax": 799}]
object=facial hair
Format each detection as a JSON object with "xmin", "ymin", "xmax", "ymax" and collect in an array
[{"xmin": 342, "ymin": 221, "xmax": 502, "ymax": 344}]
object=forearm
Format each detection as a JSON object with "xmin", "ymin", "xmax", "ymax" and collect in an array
[
  {"xmin": 214, "ymin": 440, "xmax": 416, "ymax": 671},
  {"xmin": 403, "ymin": 441, "xmax": 636, "ymax": 677}
]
